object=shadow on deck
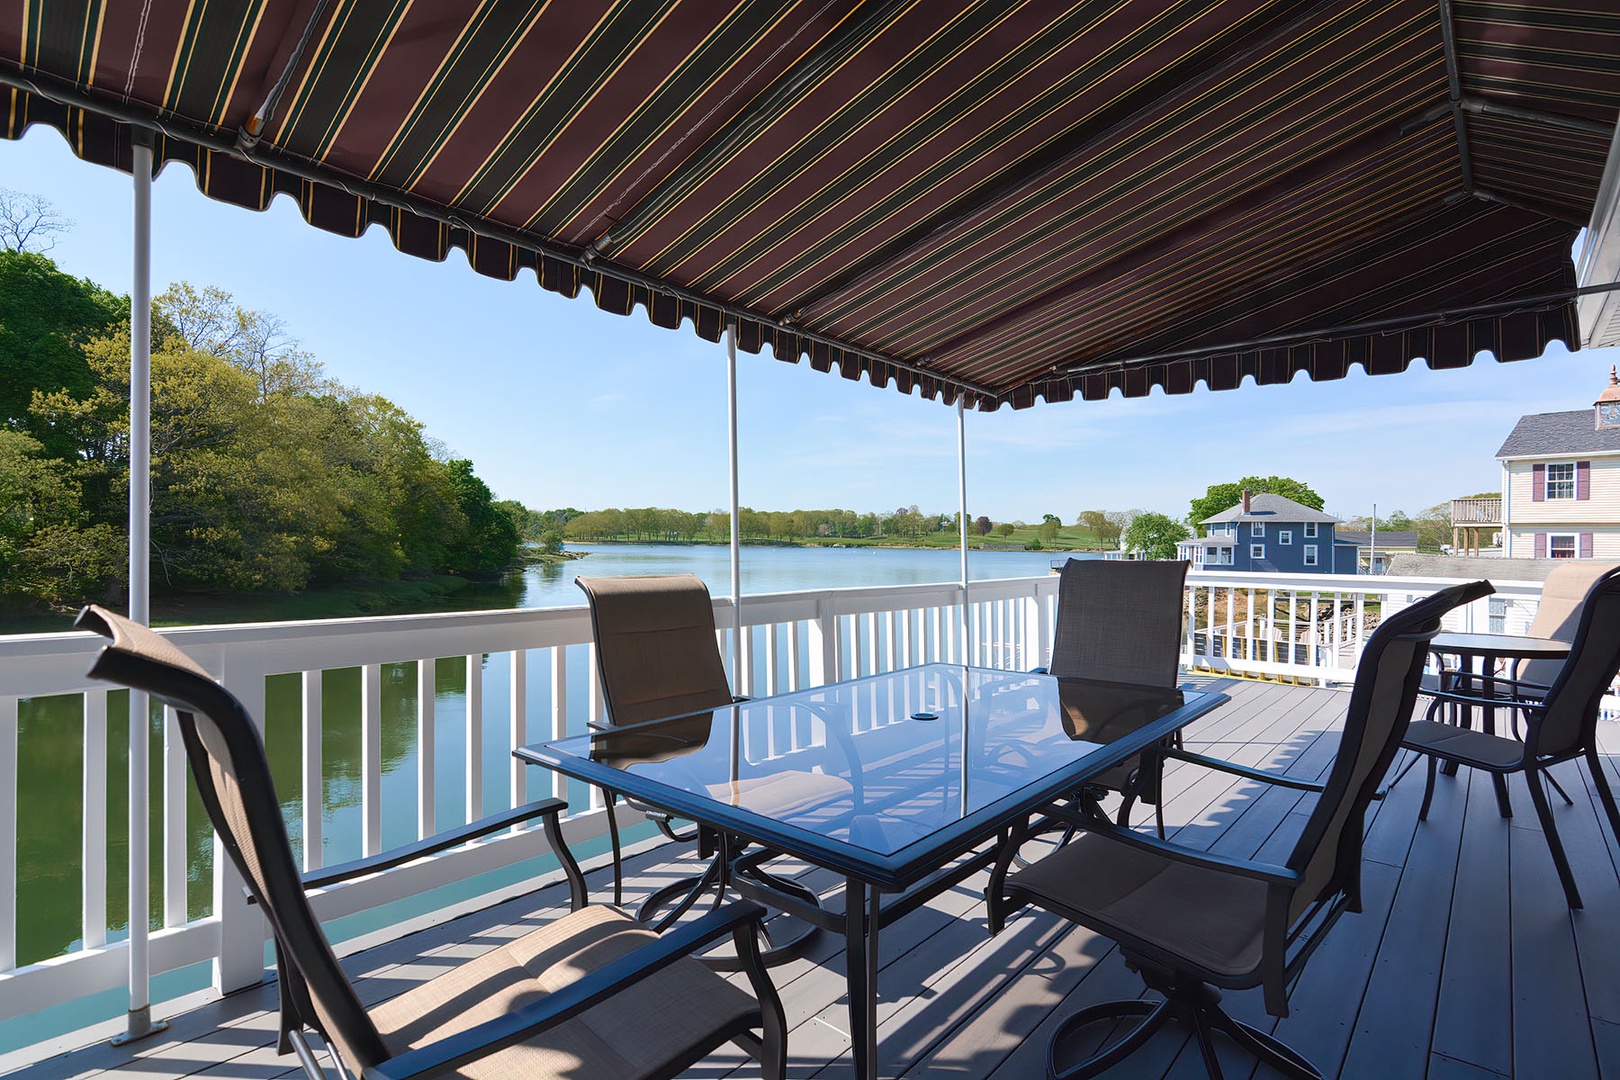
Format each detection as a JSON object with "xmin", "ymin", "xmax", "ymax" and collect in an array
[{"xmin": 8, "ymin": 678, "xmax": 1620, "ymax": 1079}]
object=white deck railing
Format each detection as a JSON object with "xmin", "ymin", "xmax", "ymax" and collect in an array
[{"xmin": 0, "ymin": 570, "xmax": 1518, "ymax": 1032}]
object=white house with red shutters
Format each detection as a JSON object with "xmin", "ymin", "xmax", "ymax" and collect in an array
[{"xmin": 1496, "ymin": 369, "xmax": 1620, "ymax": 559}]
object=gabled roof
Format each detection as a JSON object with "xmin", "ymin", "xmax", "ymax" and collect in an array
[
  {"xmin": 1496, "ymin": 410, "xmax": 1620, "ymax": 458},
  {"xmin": 1337, "ymin": 530, "xmax": 1420, "ymax": 549},
  {"xmin": 0, "ymin": 1, "xmax": 1609, "ymax": 411},
  {"xmin": 1201, "ymin": 493, "xmax": 1342, "ymax": 525}
]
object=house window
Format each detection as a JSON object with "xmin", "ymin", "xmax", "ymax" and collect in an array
[
  {"xmin": 1304, "ymin": 522, "xmax": 1318, "ymax": 538},
  {"xmin": 1252, "ymin": 523, "xmax": 1265, "ymax": 537},
  {"xmin": 1548, "ymin": 533, "xmax": 1577, "ymax": 559},
  {"xmin": 1304, "ymin": 545, "xmax": 1318, "ymax": 566},
  {"xmin": 1489, "ymin": 597, "xmax": 1507, "ymax": 634},
  {"xmin": 1251, "ymin": 543, "xmax": 1266, "ymax": 560},
  {"xmin": 1279, "ymin": 530, "xmax": 1293, "ymax": 545},
  {"xmin": 1546, "ymin": 462, "xmax": 1576, "ymax": 500}
]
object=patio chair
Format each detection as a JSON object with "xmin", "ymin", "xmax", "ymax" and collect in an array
[
  {"xmin": 577, "ymin": 574, "xmax": 850, "ymax": 957},
  {"xmin": 987, "ymin": 579, "xmax": 1490, "ymax": 1080},
  {"xmin": 1402, "ymin": 565, "xmax": 1620, "ymax": 908},
  {"xmin": 76, "ymin": 604, "xmax": 787, "ymax": 1080},
  {"xmin": 1038, "ymin": 558, "xmax": 1190, "ymax": 836}
]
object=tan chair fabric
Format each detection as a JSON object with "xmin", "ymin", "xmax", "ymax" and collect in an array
[
  {"xmin": 1048, "ymin": 559, "xmax": 1190, "ymax": 686},
  {"xmin": 1047, "ymin": 559, "xmax": 1189, "ymax": 797},
  {"xmin": 577, "ymin": 575, "xmax": 736, "ymax": 726},
  {"xmin": 79, "ymin": 605, "xmax": 773, "ymax": 1080},
  {"xmin": 1518, "ymin": 561, "xmax": 1620, "ymax": 685},
  {"xmin": 371, "ymin": 905, "xmax": 757, "ymax": 1080},
  {"xmin": 1010, "ymin": 830, "xmax": 1268, "ymax": 978}
]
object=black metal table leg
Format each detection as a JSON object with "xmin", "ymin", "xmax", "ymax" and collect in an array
[{"xmin": 845, "ymin": 878, "xmax": 881, "ymax": 1080}]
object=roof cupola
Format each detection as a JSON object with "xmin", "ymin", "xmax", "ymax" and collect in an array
[{"xmin": 1596, "ymin": 367, "xmax": 1620, "ymax": 429}]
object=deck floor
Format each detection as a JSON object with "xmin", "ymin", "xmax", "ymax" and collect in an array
[{"xmin": 10, "ymin": 677, "xmax": 1620, "ymax": 1079}]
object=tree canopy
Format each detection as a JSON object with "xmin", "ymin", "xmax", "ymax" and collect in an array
[
  {"xmin": 1124, "ymin": 512, "xmax": 1191, "ymax": 559},
  {"xmin": 1, "ymin": 258, "xmax": 523, "ymax": 613},
  {"xmin": 1187, "ymin": 476, "xmax": 1325, "ymax": 533}
]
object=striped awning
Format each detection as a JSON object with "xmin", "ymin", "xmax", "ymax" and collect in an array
[{"xmin": 2, "ymin": 1, "xmax": 1616, "ymax": 409}]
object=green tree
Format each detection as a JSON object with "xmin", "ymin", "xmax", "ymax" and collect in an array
[
  {"xmin": 444, "ymin": 459, "xmax": 520, "ymax": 574},
  {"xmin": 997, "ymin": 522, "xmax": 1016, "ymax": 537},
  {"xmin": 1125, "ymin": 512, "xmax": 1191, "ymax": 559},
  {"xmin": 1038, "ymin": 518, "xmax": 1060, "ymax": 545},
  {"xmin": 1187, "ymin": 477, "xmax": 1324, "ymax": 533},
  {"xmin": 0, "ymin": 249, "xmax": 125, "ymax": 434}
]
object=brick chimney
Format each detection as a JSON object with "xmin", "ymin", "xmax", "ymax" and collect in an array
[{"xmin": 1240, "ymin": 488, "xmax": 1252, "ymax": 513}]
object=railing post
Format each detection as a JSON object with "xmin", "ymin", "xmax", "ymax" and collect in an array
[
  {"xmin": 0, "ymin": 696, "xmax": 15, "ymax": 974},
  {"xmin": 417, "ymin": 659, "xmax": 435, "ymax": 840},
  {"xmin": 214, "ymin": 672, "xmax": 265, "ymax": 994},
  {"xmin": 510, "ymin": 649, "xmax": 528, "ymax": 812},
  {"xmin": 809, "ymin": 598, "xmax": 837, "ymax": 686},
  {"xmin": 82, "ymin": 692, "xmax": 108, "ymax": 950},
  {"xmin": 161, "ymin": 705, "xmax": 186, "ymax": 928},
  {"xmin": 301, "ymin": 671, "xmax": 323, "ymax": 871},
  {"xmin": 361, "ymin": 664, "xmax": 382, "ymax": 856},
  {"xmin": 465, "ymin": 655, "xmax": 483, "ymax": 824}
]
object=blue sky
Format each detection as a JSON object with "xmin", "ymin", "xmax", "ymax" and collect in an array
[{"xmin": 6, "ymin": 126, "xmax": 1617, "ymax": 525}]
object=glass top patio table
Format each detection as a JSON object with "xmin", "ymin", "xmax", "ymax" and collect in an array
[{"xmin": 516, "ymin": 663, "xmax": 1228, "ymax": 890}]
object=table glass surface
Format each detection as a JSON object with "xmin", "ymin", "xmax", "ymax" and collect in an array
[
  {"xmin": 519, "ymin": 664, "xmax": 1223, "ymax": 872},
  {"xmin": 1430, "ymin": 632, "xmax": 1571, "ymax": 658}
]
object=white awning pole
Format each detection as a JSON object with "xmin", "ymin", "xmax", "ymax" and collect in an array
[
  {"xmin": 115, "ymin": 132, "xmax": 167, "ymax": 1046},
  {"xmin": 957, "ymin": 398, "xmax": 970, "ymax": 666},
  {"xmin": 727, "ymin": 321, "xmax": 743, "ymax": 689}
]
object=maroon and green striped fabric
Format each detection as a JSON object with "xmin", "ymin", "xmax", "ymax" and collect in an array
[{"xmin": 1, "ymin": 1, "xmax": 1614, "ymax": 409}]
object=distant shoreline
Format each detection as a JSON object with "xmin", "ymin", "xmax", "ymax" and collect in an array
[{"xmin": 566, "ymin": 537, "xmax": 1117, "ymax": 554}]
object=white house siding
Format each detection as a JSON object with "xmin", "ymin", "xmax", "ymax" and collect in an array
[
  {"xmin": 1504, "ymin": 456, "xmax": 1620, "ymax": 524},
  {"xmin": 1506, "ymin": 526, "xmax": 1620, "ymax": 559},
  {"xmin": 1502, "ymin": 456, "xmax": 1620, "ymax": 558}
]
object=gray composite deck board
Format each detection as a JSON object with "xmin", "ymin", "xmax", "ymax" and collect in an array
[{"xmin": 7, "ymin": 680, "xmax": 1620, "ymax": 1080}]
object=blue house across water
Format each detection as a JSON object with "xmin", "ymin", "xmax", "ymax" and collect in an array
[{"xmin": 1177, "ymin": 490, "xmax": 1359, "ymax": 573}]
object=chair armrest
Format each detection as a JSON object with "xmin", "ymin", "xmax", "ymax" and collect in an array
[
  {"xmin": 301, "ymin": 799, "xmax": 570, "ymax": 892},
  {"xmin": 361, "ymin": 901, "xmax": 768, "ymax": 1080},
  {"xmin": 1062, "ymin": 813, "xmax": 1300, "ymax": 886},
  {"xmin": 1159, "ymin": 748, "xmax": 1326, "ymax": 792},
  {"xmin": 1030, "ymin": 666, "xmax": 1050, "ymax": 675}
]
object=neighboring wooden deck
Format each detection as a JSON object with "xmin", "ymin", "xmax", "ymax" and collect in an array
[{"xmin": 11, "ymin": 677, "xmax": 1620, "ymax": 1079}]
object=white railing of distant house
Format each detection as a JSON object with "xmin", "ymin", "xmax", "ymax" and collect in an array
[{"xmin": 0, "ymin": 570, "xmax": 1513, "ymax": 1043}]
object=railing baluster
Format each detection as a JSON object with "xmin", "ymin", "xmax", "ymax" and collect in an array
[
  {"xmin": 588, "ymin": 646, "xmax": 604, "ymax": 810},
  {"xmin": 550, "ymin": 646, "xmax": 567, "ymax": 802},
  {"xmin": 766, "ymin": 622, "xmax": 780, "ymax": 695},
  {"xmin": 82, "ymin": 691, "xmax": 107, "ymax": 949},
  {"xmin": 510, "ymin": 649, "xmax": 528, "ymax": 814},
  {"xmin": 417, "ymin": 659, "xmax": 435, "ymax": 840},
  {"xmin": 162, "ymin": 704, "xmax": 186, "ymax": 927},
  {"xmin": 884, "ymin": 610, "xmax": 897, "ymax": 673},
  {"xmin": 465, "ymin": 654, "xmax": 483, "ymax": 824},
  {"xmin": 0, "ymin": 696, "xmax": 17, "ymax": 971},
  {"xmin": 302, "ymin": 671, "xmax": 323, "ymax": 871},
  {"xmin": 787, "ymin": 619, "xmax": 803, "ymax": 690},
  {"xmin": 362, "ymin": 664, "xmax": 382, "ymax": 857}
]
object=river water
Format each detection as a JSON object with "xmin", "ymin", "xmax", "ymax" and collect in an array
[{"xmin": 8, "ymin": 544, "xmax": 1091, "ymax": 1040}]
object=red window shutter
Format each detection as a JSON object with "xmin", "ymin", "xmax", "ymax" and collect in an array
[
  {"xmin": 1532, "ymin": 463, "xmax": 1545, "ymax": 501},
  {"xmin": 1534, "ymin": 532, "xmax": 1547, "ymax": 558},
  {"xmin": 1581, "ymin": 532, "xmax": 1594, "ymax": 558},
  {"xmin": 1577, "ymin": 461, "xmax": 1591, "ymax": 500}
]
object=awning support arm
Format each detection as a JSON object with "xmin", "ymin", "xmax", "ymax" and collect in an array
[
  {"xmin": 236, "ymin": 0, "xmax": 333, "ymax": 151},
  {"xmin": 109, "ymin": 128, "xmax": 168, "ymax": 1049},
  {"xmin": 1438, "ymin": 0, "xmax": 1475, "ymax": 195}
]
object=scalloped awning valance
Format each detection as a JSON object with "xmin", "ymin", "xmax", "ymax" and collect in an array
[{"xmin": 3, "ymin": 0, "xmax": 1615, "ymax": 409}]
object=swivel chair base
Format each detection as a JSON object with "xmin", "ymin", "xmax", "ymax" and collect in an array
[{"xmin": 1047, "ymin": 963, "xmax": 1320, "ymax": 1080}]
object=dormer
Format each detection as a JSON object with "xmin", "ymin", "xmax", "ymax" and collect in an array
[{"xmin": 1597, "ymin": 367, "xmax": 1620, "ymax": 430}]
